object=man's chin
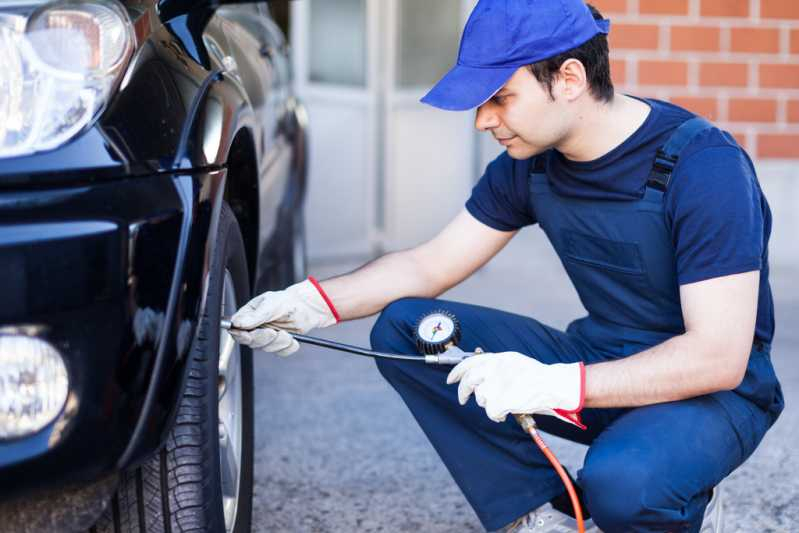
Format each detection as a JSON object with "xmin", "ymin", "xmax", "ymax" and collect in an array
[{"xmin": 505, "ymin": 144, "xmax": 542, "ymax": 160}]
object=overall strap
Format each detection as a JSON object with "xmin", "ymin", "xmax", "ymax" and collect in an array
[{"xmin": 647, "ymin": 117, "xmax": 714, "ymax": 191}]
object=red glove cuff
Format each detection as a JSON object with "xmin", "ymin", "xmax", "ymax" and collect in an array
[
  {"xmin": 553, "ymin": 362, "xmax": 586, "ymax": 430},
  {"xmin": 308, "ymin": 276, "xmax": 341, "ymax": 323}
]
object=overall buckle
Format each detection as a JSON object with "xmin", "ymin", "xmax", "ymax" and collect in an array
[{"xmin": 647, "ymin": 149, "xmax": 679, "ymax": 191}]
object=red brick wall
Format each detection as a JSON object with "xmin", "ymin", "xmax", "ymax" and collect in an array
[{"xmin": 593, "ymin": 0, "xmax": 799, "ymax": 159}]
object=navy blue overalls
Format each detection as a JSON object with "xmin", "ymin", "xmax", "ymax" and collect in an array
[{"xmin": 369, "ymin": 118, "xmax": 783, "ymax": 532}]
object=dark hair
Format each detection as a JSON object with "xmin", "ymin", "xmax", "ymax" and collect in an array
[{"xmin": 527, "ymin": 4, "xmax": 614, "ymax": 103}]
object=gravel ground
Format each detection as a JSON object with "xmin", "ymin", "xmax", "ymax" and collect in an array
[{"xmin": 250, "ymin": 228, "xmax": 797, "ymax": 532}]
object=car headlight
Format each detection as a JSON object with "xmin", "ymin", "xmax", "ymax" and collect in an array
[
  {"xmin": 0, "ymin": 0, "xmax": 134, "ymax": 159},
  {"xmin": 0, "ymin": 335, "xmax": 70, "ymax": 440}
]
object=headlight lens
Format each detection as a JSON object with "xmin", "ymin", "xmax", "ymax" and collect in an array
[
  {"xmin": 0, "ymin": 0, "xmax": 133, "ymax": 159},
  {"xmin": 0, "ymin": 335, "xmax": 70, "ymax": 440}
]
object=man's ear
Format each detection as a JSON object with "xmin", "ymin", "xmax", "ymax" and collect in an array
[{"xmin": 556, "ymin": 58, "xmax": 589, "ymax": 102}]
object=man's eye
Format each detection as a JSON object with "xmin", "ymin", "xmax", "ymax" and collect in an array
[{"xmin": 493, "ymin": 95, "xmax": 507, "ymax": 104}]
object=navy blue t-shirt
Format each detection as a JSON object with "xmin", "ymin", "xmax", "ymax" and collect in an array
[{"xmin": 465, "ymin": 98, "xmax": 774, "ymax": 343}]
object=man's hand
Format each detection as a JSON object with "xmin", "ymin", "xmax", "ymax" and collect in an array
[
  {"xmin": 446, "ymin": 352, "xmax": 586, "ymax": 428},
  {"xmin": 229, "ymin": 277, "xmax": 339, "ymax": 356}
]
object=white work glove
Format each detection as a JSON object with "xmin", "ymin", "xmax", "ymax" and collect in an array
[
  {"xmin": 446, "ymin": 352, "xmax": 586, "ymax": 428},
  {"xmin": 229, "ymin": 276, "xmax": 339, "ymax": 356}
]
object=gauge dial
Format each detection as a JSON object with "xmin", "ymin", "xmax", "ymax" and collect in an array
[
  {"xmin": 414, "ymin": 310, "xmax": 461, "ymax": 355},
  {"xmin": 418, "ymin": 314, "xmax": 455, "ymax": 342}
]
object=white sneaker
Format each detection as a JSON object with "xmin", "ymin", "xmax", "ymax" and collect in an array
[
  {"xmin": 502, "ymin": 503, "xmax": 600, "ymax": 533},
  {"xmin": 699, "ymin": 485, "xmax": 724, "ymax": 533},
  {"xmin": 502, "ymin": 485, "xmax": 721, "ymax": 533}
]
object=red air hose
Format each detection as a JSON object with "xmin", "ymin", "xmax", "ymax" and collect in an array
[{"xmin": 515, "ymin": 414, "xmax": 585, "ymax": 533}]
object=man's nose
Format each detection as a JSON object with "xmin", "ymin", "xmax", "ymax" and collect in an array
[{"xmin": 475, "ymin": 103, "xmax": 499, "ymax": 131}]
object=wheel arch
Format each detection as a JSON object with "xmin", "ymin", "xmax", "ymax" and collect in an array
[
  {"xmin": 171, "ymin": 70, "xmax": 258, "ymax": 170},
  {"xmin": 224, "ymin": 127, "xmax": 260, "ymax": 292}
]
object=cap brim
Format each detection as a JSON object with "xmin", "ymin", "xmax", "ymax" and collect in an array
[{"xmin": 420, "ymin": 64, "xmax": 518, "ymax": 111}]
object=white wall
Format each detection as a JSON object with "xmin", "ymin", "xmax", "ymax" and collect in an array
[{"xmin": 757, "ymin": 162, "xmax": 799, "ymax": 269}]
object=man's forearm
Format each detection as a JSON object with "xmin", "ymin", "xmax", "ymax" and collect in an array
[
  {"xmin": 317, "ymin": 249, "xmax": 441, "ymax": 321},
  {"xmin": 584, "ymin": 332, "xmax": 747, "ymax": 408}
]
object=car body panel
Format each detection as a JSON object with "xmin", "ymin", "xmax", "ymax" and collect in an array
[{"xmin": 0, "ymin": 0, "xmax": 306, "ymax": 511}]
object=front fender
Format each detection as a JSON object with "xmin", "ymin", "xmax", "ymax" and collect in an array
[
  {"xmin": 116, "ymin": 168, "xmax": 224, "ymax": 468},
  {"xmin": 118, "ymin": 76, "xmax": 258, "ymax": 467}
]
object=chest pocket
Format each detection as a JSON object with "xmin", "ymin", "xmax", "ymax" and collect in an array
[
  {"xmin": 558, "ymin": 228, "xmax": 658, "ymax": 327},
  {"xmin": 562, "ymin": 230, "xmax": 645, "ymax": 275}
]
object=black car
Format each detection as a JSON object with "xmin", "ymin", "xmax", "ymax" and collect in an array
[{"xmin": 0, "ymin": 1, "xmax": 307, "ymax": 531}]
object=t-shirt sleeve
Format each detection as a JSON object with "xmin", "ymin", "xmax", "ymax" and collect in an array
[
  {"xmin": 464, "ymin": 152, "xmax": 537, "ymax": 231},
  {"xmin": 666, "ymin": 145, "xmax": 764, "ymax": 285}
]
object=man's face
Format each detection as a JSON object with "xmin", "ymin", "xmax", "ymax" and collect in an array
[{"xmin": 475, "ymin": 67, "xmax": 569, "ymax": 160}]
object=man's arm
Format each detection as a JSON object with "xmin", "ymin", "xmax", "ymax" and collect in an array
[
  {"xmin": 584, "ymin": 270, "xmax": 759, "ymax": 408},
  {"xmin": 319, "ymin": 209, "xmax": 517, "ymax": 321}
]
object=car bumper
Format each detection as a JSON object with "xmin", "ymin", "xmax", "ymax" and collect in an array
[{"xmin": 0, "ymin": 170, "xmax": 221, "ymax": 501}]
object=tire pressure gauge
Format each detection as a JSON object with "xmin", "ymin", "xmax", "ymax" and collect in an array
[
  {"xmin": 414, "ymin": 310, "xmax": 462, "ymax": 355},
  {"xmin": 222, "ymin": 308, "xmax": 471, "ymax": 365}
]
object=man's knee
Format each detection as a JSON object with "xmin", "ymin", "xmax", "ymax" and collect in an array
[
  {"xmin": 370, "ymin": 297, "xmax": 434, "ymax": 382},
  {"xmin": 580, "ymin": 455, "xmax": 685, "ymax": 532},
  {"xmin": 369, "ymin": 297, "xmax": 427, "ymax": 352}
]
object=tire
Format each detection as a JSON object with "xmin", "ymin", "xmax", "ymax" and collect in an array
[
  {"xmin": 269, "ymin": 208, "xmax": 307, "ymax": 290},
  {"xmin": 287, "ymin": 209, "xmax": 307, "ymax": 285},
  {"xmin": 92, "ymin": 203, "xmax": 254, "ymax": 533}
]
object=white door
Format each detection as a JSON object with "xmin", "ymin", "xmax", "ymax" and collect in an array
[
  {"xmin": 381, "ymin": 0, "xmax": 478, "ymax": 251},
  {"xmin": 293, "ymin": 0, "xmax": 491, "ymax": 260},
  {"xmin": 292, "ymin": 0, "xmax": 380, "ymax": 261}
]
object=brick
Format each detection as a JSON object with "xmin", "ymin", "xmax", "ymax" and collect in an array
[
  {"xmin": 699, "ymin": 62, "xmax": 748, "ymax": 87},
  {"xmin": 609, "ymin": 24, "xmax": 660, "ymax": 50},
  {"xmin": 671, "ymin": 97, "xmax": 718, "ymax": 120},
  {"xmin": 788, "ymin": 101, "xmax": 799, "ymax": 123},
  {"xmin": 730, "ymin": 28, "xmax": 781, "ymax": 54},
  {"xmin": 759, "ymin": 64, "xmax": 799, "ymax": 89},
  {"xmin": 610, "ymin": 58, "xmax": 627, "ymax": 85},
  {"xmin": 671, "ymin": 26, "xmax": 721, "ymax": 52},
  {"xmin": 728, "ymin": 98, "xmax": 778, "ymax": 122},
  {"xmin": 590, "ymin": 0, "xmax": 628, "ymax": 14},
  {"xmin": 640, "ymin": 0, "xmax": 689, "ymax": 15},
  {"xmin": 757, "ymin": 134, "xmax": 799, "ymax": 158},
  {"xmin": 761, "ymin": 1, "xmax": 799, "ymax": 20},
  {"xmin": 791, "ymin": 29, "xmax": 799, "ymax": 54},
  {"xmin": 700, "ymin": 0, "xmax": 749, "ymax": 17},
  {"xmin": 639, "ymin": 60, "xmax": 688, "ymax": 85}
]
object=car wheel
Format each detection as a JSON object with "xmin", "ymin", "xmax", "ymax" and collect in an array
[
  {"xmin": 269, "ymin": 207, "xmax": 307, "ymax": 289},
  {"xmin": 289, "ymin": 209, "xmax": 307, "ymax": 284},
  {"xmin": 92, "ymin": 203, "xmax": 254, "ymax": 533}
]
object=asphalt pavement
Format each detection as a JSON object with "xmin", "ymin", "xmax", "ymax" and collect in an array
[{"xmin": 250, "ymin": 228, "xmax": 798, "ymax": 532}]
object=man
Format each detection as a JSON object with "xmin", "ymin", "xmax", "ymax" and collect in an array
[{"xmin": 230, "ymin": 1, "xmax": 783, "ymax": 531}]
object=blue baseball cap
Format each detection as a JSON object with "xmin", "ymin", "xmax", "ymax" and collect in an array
[{"xmin": 421, "ymin": 0, "xmax": 611, "ymax": 111}]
